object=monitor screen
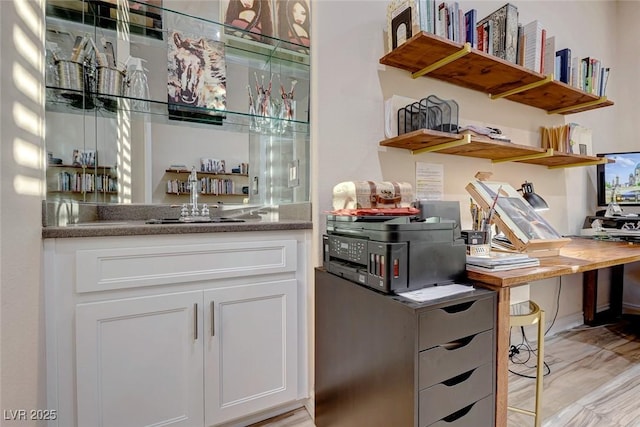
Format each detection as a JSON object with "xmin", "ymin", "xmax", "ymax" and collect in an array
[{"xmin": 597, "ymin": 152, "xmax": 640, "ymax": 206}]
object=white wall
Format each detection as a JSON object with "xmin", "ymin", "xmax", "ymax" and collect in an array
[
  {"xmin": 1, "ymin": 0, "xmax": 48, "ymax": 424},
  {"xmin": 312, "ymin": 0, "xmax": 621, "ymax": 329}
]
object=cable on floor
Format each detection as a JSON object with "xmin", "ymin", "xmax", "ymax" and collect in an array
[{"xmin": 508, "ymin": 277, "xmax": 562, "ymax": 379}]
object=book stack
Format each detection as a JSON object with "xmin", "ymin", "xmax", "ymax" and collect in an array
[{"xmin": 466, "ymin": 252, "xmax": 540, "ymax": 272}]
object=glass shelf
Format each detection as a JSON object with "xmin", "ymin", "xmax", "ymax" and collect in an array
[{"xmin": 46, "ymin": 87, "xmax": 309, "ymax": 135}]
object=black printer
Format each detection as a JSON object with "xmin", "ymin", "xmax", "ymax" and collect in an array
[{"xmin": 323, "ymin": 201, "xmax": 467, "ymax": 294}]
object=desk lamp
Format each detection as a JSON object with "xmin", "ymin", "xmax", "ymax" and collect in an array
[{"xmin": 519, "ymin": 181, "xmax": 549, "ymax": 211}]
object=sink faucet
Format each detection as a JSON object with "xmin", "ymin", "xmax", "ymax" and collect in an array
[{"xmin": 189, "ymin": 166, "xmax": 200, "ymax": 216}]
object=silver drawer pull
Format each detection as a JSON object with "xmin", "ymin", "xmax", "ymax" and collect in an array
[
  {"xmin": 194, "ymin": 303, "xmax": 198, "ymax": 340},
  {"xmin": 210, "ymin": 301, "xmax": 215, "ymax": 337}
]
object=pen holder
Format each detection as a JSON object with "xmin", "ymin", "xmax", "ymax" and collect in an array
[{"xmin": 462, "ymin": 230, "xmax": 488, "ymax": 245}]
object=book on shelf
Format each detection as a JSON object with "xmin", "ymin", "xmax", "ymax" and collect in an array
[
  {"xmin": 522, "ymin": 20, "xmax": 544, "ymax": 73},
  {"xmin": 543, "ymin": 36, "xmax": 555, "ymax": 77},
  {"xmin": 516, "ymin": 24, "xmax": 524, "ymax": 66},
  {"xmin": 555, "ymin": 48, "xmax": 571, "ymax": 83},
  {"xmin": 476, "ymin": 3, "xmax": 518, "ymax": 63},
  {"xmin": 539, "ymin": 28, "xmax": 546, "ymax": 74},
  {"xmin": 464, "ymin": 9, "xmax": 477, "ymax": 48},
  {"xmin": 581, "ymin": 57, "xmax": 590, "ymax": 93}
]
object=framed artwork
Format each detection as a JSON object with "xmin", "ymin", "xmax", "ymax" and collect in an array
[
  {"xmin": 275, "ymin": 0, "xmax": 310, "ymax": 52},
  {"xmin": 221, "ymin": 0, "xmax": 275, "ymax": 44},
  {"xmin": 466, "ymin": 180, "xmax": 570, "ymax": 254},
  {"xmin": 72, "ymin": 149, "xmax": 96, "ymax": 167},
  {"xmin": 167, "ymin": 30, "xmax": 227, "ymax": 123}
]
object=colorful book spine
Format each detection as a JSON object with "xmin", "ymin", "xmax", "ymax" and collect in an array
[
  {"xmin": 475, "ymin": 3, "xmax": 518, "ymax": 63},
  {"xmin": 465, "ymin": 9, "xmax": 477, "ymax": 48},
  {"xmin": 555, "ymin": 48, "xmax": 571, "ymax": 83}
]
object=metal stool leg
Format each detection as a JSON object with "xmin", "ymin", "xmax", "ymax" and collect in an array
[{"xmin": 508, "ymin": 301, "xmax": 545, "ymax": 427}]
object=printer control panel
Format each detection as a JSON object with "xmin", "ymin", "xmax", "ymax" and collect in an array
[{"xmin": 325, "ymin": 235, "xmax": 368, "ymax": 265}]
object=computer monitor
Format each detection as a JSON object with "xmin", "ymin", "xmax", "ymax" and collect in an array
[{"xmin": 597, "ymin": 152, "xmax": 640, "ymax": 206}]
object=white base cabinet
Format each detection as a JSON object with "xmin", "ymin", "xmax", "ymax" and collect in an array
[
  {"xmin": 205, "ymin": 280, "xmax": 297, "ymax": 426},
  {"xmin": 76, "ymin": 291, "xmax": 204, "ymax": 427},
  {"xmin": 44, "ymin": 231, "xmax": 309, "ymax": 427}
]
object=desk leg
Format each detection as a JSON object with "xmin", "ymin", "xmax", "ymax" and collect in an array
[
  {"xmin": 475, "ymin": 284, "xmax": 510, "ymax": 427},
  {"xmin": 583, "ymin": 270, "xmax": 598, "ymax": 325},
  {"xmin": 494, "ymin": 286, "xmax": 510, "ymax": 427},
  {"xmin": 583, "ymin": 266, "xmax": 624, "ymax": 326}
]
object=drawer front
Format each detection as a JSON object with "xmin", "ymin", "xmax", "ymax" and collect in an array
[
  {"xmin": 428, "ymin": 395, "xmax": 494, "ymax": 427},
  {"xmin": 418, "ymin": 363, "xmax": 493, "ymax": 427},
  {"xmin": 419, "ymin": 296, "xmax": 494, "ymax": 351},
  {"xmin": 419, "ymin": 330, "xmax": 493, "ymax": 389},
  {"xmin": 75, "ymin": 240, "xmax": 297, "ymax": 293}
]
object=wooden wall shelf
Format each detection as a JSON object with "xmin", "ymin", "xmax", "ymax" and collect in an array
[
  {"xmin": 379, "ymin": 32, "xmax": 614, "ymax": 115},
  {"xmin": 380, "ymin": 129, "xmax": 613, "ymax": 168},
  {"xmin": 165, "ymin": 169, "xmax": 248, "ymax": 177}
]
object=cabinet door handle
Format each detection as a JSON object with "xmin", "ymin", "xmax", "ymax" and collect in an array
[
  {"xmin": 194, "ymin": 303, "xmax": 198, "ymax": 340},
  {"xmin": 210, "ymin": 301, "xmax": 215, "ymax": 337}
]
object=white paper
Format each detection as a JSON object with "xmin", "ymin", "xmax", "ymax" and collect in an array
[
  {"xmin": 415, "ymin": 162, "xmax": 443, "ymax": 200},
  {"xmin": 398, "ymin": 284, "xmax": 474, "ymax": 302}
]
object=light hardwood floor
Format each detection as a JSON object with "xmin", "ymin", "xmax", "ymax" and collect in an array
[{"xmin": 257, "ymin": 319, "xmax": 640, "ymax": 427}]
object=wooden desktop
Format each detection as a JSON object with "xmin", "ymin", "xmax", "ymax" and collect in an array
[{"xmin": 467, "ymin": 237, "xmax": 640, "ymax": 427}]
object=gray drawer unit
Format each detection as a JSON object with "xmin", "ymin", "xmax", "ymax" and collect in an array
[
  {"xmin": 419, "ymin": 363, "xmax": 493, "ymax": 427},
  {"xmin": 315, "ymin": 268, "xmax": 496, "ymax": 427},
  {"xmin": 419, "ymin": 330, "xmax": 493, "ymax": 388},
  {"xmin": 429, "ymin": 395, "xmax": 494, "ymax": 427},
  {"xmin": 418, "ymin": 296, "xmax": 494, "ymax": 351}
]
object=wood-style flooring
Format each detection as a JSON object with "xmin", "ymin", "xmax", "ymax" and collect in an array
[{"xmin": 257, "ymin": 318, "xmax": 640, "ymax": 427}]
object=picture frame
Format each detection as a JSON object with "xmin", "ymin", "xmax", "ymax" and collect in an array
[
  {"xmin": 221, "ymin": 0, "xmax": 276, "ymax": 44},
  {"xmin": 275, "ymin": 0, "xmax": 310, "ymax": 53},
  {"xmin": 72, "ymin": 149, "xmax": 96, "ymax": 167},
  {"xmin": 466, "ymin": 180, "xmax": 570, "ymax": 255},
  {"xmin": 167, "ymin": 29, "xmax": 227, "ymax": 124}
]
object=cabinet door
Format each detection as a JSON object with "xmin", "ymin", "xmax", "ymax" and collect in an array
[
  {"xmin": 204, "ymin": 280, "xmax": 298, "ymax": 426},
  {"xmin": 76, "ymin": 291, "xmax": 204, "ymax": 427}
]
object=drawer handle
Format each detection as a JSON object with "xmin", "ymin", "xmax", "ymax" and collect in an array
[
  {"xmin": 442, "ymin": 368, "xmax": 475, "ymax": 386},
  {"xmin": 442, "ymin": 300, "xmax": 475, "ymax": 314},
  {"xmin": 441, "ymin": 401, "xmax": 476, "ymax": 423},
  {"xmin": 211, "ymin": 301, "xmax": 215, "ymax": 337},
  {"xmin": 194, "ymin": 303, "xmax": 198, "ymax": 340},
  {"xmin": 440, "ymin": 334, "xmax": 474, "ymax": 350}
]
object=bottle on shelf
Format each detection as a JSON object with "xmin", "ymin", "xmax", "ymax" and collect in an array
[{"xmin": 125, "ymin": 56, "xmax": 150, "ymax": 112}]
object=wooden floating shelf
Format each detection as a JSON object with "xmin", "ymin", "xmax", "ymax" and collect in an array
[
  {"xmin": 380, "ymin": 129, "xmax": 613, "ymax": 168},
  {"xmin": 166, "ymin": 192, "xmax": 245, "ymax": 196},
  {"xmin": 379, "ymin": 32, "xmax": 614, "ymax": 115},
  {"xmin": 165, "ymin": 169, "xmax": 248, "ymax": 177}
]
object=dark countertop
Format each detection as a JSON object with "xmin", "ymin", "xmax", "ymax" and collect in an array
[{"xmin": 42, "ymin": 219, "xmax": 313, "ymax": 238}]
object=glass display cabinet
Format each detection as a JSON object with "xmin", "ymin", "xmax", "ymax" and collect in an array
[{"xmin": 45, "ymin": 0, "xmax": 310, "ymax": 209}]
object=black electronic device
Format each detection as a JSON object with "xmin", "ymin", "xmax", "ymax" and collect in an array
[
  {"xmin": 597, "ymin": 152, "xmax": 640, "ymax": 206},
  {"xmin": 323, "ymin": 211, "xmax": 467, "ymax": 294}
]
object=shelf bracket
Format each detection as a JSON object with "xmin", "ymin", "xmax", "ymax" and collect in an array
[
  {"xmin": 547, "ymin": 96, "xmax": 609, "ymax": 115},
  {"xmin": 411, "ymin": 43, "xmax": 472, "ymax": 79},
  {"xmin": 547, "ymin": 157, "xmax": 611, "ymax": 169},
  {"xmin": 412, "ymin": 133, "xmax": 471, "ymax": 155},
  {"xmin": 490, "ymin": 75, "xmax": 554, "ymax": 100},
  {"xmin": 492, "ymin": 148, "xmax": 554, "ymax": 163}
]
